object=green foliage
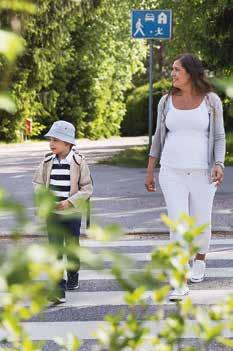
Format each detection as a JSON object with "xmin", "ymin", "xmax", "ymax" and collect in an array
[
  {"xmin": 0, "ymin": 0, "xmax": 147, "ymax": 141},
  {"xmin": 213, "ymin": 77, "xmax": 233, "ymax": 132},
  {"xmin": 158, "ymin": 0, "xmax": 233, "ymax": 75},
  {"xmin": 214, "ymin": 77, "xmax": 233, "ymax": 99},
  {"xmin": 54, "ymin": 0, "xmax": 147, "ymax": 139},
  {"xmin": 121, "ymin": 79, "xmax": 171, "ymax": 136},
  {"xmin": 0, "ymin": 1, "xmax": 35, "ymax": 141},
  {"xmin": 1, "ymin": 186, "xmax": 233, "ymax": 350},
  {"xmin": 0, "ymin": 189, "xmax": 64, "ymax": 350}
]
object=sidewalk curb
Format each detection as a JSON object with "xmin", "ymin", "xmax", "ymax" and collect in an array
[{"xmin": 0, "ymin": 227, "xmax": 233, "ymax": 240}]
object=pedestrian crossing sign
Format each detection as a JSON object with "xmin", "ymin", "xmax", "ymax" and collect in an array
[{"xmin": 131, "ymin": 10, "xmax": 172, "ymax": 39}]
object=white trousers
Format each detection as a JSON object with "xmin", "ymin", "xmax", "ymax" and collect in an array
[{"xmin": 159, "ymin": 166, "xmax": 217, "ymax": 254}]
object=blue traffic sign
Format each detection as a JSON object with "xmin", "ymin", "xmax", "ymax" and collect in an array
[{"xmin": 131, "ymin": 10, "xmax": 172, "ymax": 39}]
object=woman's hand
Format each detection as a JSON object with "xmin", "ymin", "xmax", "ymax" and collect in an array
[
  {"xmin": 145, "ymin": 171, "xmax": 156, "ymax": 192},
  {"xmin": 211, "ymin": 165, "xmax": 224, "ymax": 186}
]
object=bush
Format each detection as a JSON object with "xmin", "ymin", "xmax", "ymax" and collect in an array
[{"xmin": 121, "ymin": 79, "xmax": 171, "ymax": 136}]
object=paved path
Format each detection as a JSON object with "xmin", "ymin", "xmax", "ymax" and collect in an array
[
  {"xmin": 0, "ymin": 137, "xmax": 233, "ymax": 235},
  {"xmin": 1, "ymin": 234, "xmax": 233, "ymax": 350}
]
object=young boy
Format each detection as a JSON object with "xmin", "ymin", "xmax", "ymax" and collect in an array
[{"xmin": 33, "ymin": 120, "xmax": 93, "ymax": 304}]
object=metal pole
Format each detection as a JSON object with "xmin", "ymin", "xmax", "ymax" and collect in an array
[{"xmin": 148, "ymin": 40, "xmax": 154, "ymax": 150}]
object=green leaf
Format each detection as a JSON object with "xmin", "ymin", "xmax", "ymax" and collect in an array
[
  {"xmin": 0, "ymin": 1, "xmax": 36, "ymax": 13},
  {"xmin": 214, "ymin": 78, "xmax": 233, "ymax": 98},
  {"xmin": 0, "ymin": 30, "xmax": 25, "ymax": 63},
  {"xmin": 0, "ymin": 93, "xmax": 17, "ymax": 113}
]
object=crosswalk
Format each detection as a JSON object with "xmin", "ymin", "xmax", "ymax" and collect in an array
[{"xmin": 2, "ymin": 236, "xmax": 233, "ymax": 350}]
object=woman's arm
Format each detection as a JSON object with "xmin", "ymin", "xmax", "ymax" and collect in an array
[
  {"xmin": 214, "ymin": 96, "xmax": 226, "ymax": 164},
  {"xmin": 145, "ymin": 156, "xmax": 158, "ymax": 192},
  {"xmin": 145, "ymin": 94, "xmax": 167, "ymax": 192},
  {"xmin": 212, "ymin": 94, "xmax": 226, "ymax": 185}
]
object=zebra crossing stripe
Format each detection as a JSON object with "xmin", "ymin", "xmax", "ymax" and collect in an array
[
  {"xmin": 95, "ymin": 250, "xmax": 233, "ymax": 261},
  {"xmin": 81, "ymin": 239, "xmax": 233, "ymax": 247},
  {"xmin": 79, "ymin": 267, "xmax": 233, "ymax": 280},
  {"xmin": 2, "ymin": 319, "xmax": 232, "ymax": 341}
]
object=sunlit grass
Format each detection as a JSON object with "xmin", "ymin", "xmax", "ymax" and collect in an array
[{"xmin": 100, "ymin": 146, "xmax": 149, "ymax": 168}]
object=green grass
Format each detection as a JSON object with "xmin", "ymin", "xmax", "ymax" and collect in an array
[
  {"xmin": 100, "ymin": 146, "xmax": 149, "ymax": 168},
  {"xmin": 101, "ymin": 132, "xmax": 233, "ymax": 168}
]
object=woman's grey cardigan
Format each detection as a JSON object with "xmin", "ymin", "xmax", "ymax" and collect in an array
[{"xmin": 149, "ymin": 92, "xmax": 226, "ymax": 177}]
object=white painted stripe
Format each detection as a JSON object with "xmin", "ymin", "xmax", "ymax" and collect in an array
[
  {"xmin": 50, "ymin": 179, "xmax": 70, "ymax": 186},
  {"xmin": 52, "ymin": 191, "xmax": 70, "ymax": 198},
  {"xmin": 14, "ymin": 266, "xmax": 233, "ymax": 284},
  {"xmin": 97, "ymin": 251, "xmax": 233, "ymax": 262},
  {"xmin": 79, "ymin": 267, "xmax": 233, "ymax": 280},
  {"xmin": 1, "ymin": 319, "xmax": 232, "ymax": 341},
  {"xmin": 1, "ymin": 290, "xmax": 232, "ymax": 308},
  {"xmin": 81, "ymin": 239, "xmax": 233, "ymax": 247},
  {"xmin": 64, "ymin": 289, "xmax": 233, "ymax": 307},
  {"xmin": 50, "ymin": 169, "xmax": 70, "ymax": 175},
  {"xmin": 207, "ymin": 250, "xmax": 233, "ymax": 259}
]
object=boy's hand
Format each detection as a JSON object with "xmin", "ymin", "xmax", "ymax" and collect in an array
[{"xmin": 56, "ymin": 200, "xmax": 72, "ymax": 210}]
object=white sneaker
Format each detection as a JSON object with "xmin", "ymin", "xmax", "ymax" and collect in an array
[
  {"xmin": 169, "ymin": 285, "xmax": 189, "ymax": 301},
  {"xmin": 190, "ymin": 260, "xmax": 206, "ymax": 283}
]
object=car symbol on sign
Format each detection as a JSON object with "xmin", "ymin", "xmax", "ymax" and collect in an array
[{"xmin": 145, "ymin": 13, "xmax": 155, "ymax": 22}]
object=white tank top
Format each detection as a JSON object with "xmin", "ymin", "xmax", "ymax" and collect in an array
[{"xmin": 160, "ymin": 96, "xmax": 209, "ymax": 169}]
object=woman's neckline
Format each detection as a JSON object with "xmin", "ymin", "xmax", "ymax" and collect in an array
[{"xmin": 171, "ymin": 95, "xmax": 205, "ymax": 111}]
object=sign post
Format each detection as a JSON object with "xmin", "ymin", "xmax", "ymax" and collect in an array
[
  {"xmin": 149, "ymin": 40, "xmax": 154, "ymax": 148},
  {"xmin": 131, "ymin": 10, "xmax": 172, "ymax": 149}
]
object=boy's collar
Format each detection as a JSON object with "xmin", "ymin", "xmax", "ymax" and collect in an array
[{"xmin": 53, "ymin": 149, "xmax": 74, "ymax": 164}]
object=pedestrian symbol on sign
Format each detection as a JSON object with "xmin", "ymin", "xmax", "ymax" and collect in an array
[{"xmin": 133, "ymin": 18, "xmax": 145, "ymax": 37}]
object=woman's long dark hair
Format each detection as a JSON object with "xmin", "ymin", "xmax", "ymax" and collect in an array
[{"xmin": 171, "ymin": 53, "xmax": 213, "ymax": 96}]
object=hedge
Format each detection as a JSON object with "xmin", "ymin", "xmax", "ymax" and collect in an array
[{"xmin": 121, "ymin": 79, "xmax": 171, "ymax": 136}]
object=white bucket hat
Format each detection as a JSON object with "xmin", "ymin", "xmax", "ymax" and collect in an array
[{"xmin": 44, "ymin": 120, "xmax": 76, "ymax": 145}]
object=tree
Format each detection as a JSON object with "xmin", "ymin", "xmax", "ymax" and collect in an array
[
  {"xmin": 0, "ymin": 0, "xmax": 147, "ymax": 141},
  {"xmin": 157, "ymin": 0, "xmax": 233, "ymax": 76},
  {"xmin": 0, "ymin": 0, "xmax": 101, "ymax": 141},
  {"xmin": 55, "ymin": 0, "xmax": 147, "ymax": 138}
]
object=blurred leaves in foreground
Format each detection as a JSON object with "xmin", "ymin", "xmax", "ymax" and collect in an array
[
  {"xmin": 0, "ymin": 186, "xmax": 233, "ymax": 350},
  {"xmin": 214, "ymin": 77, "xmax": 233, "ymax": 99}
]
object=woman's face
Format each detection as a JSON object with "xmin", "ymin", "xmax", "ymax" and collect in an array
[{"xmin": 171, "ymin": 60, "xmax": 191, "ymax": 90}]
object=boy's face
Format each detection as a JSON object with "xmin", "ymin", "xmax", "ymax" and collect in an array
[{"xmin": 49, "ymin": 137, "xmax": 71, "ymax": 156}]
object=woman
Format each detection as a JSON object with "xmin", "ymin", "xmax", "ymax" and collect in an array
[{"xmin": 145, "ymin": 53, "xmax": 225, "ymax": 301}]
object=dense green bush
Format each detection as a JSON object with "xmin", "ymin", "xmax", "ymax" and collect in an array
[{"xmin": 121, "ymin": 79, "xmax": 171, "ymax": 136}]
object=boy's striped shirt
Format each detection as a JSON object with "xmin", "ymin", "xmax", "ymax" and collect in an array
[{"xmin": 49, "ymin": 151, "xmax": 73, "ymax": 202}]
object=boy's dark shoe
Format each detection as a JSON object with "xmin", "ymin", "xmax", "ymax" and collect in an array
[
  {"xmin": 66, "ymin": 271, "xmax": 79, "ymax": 290},
  {"xmin": 50, "ymin": 279, "xmax": 66, "ymax": 305}
]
